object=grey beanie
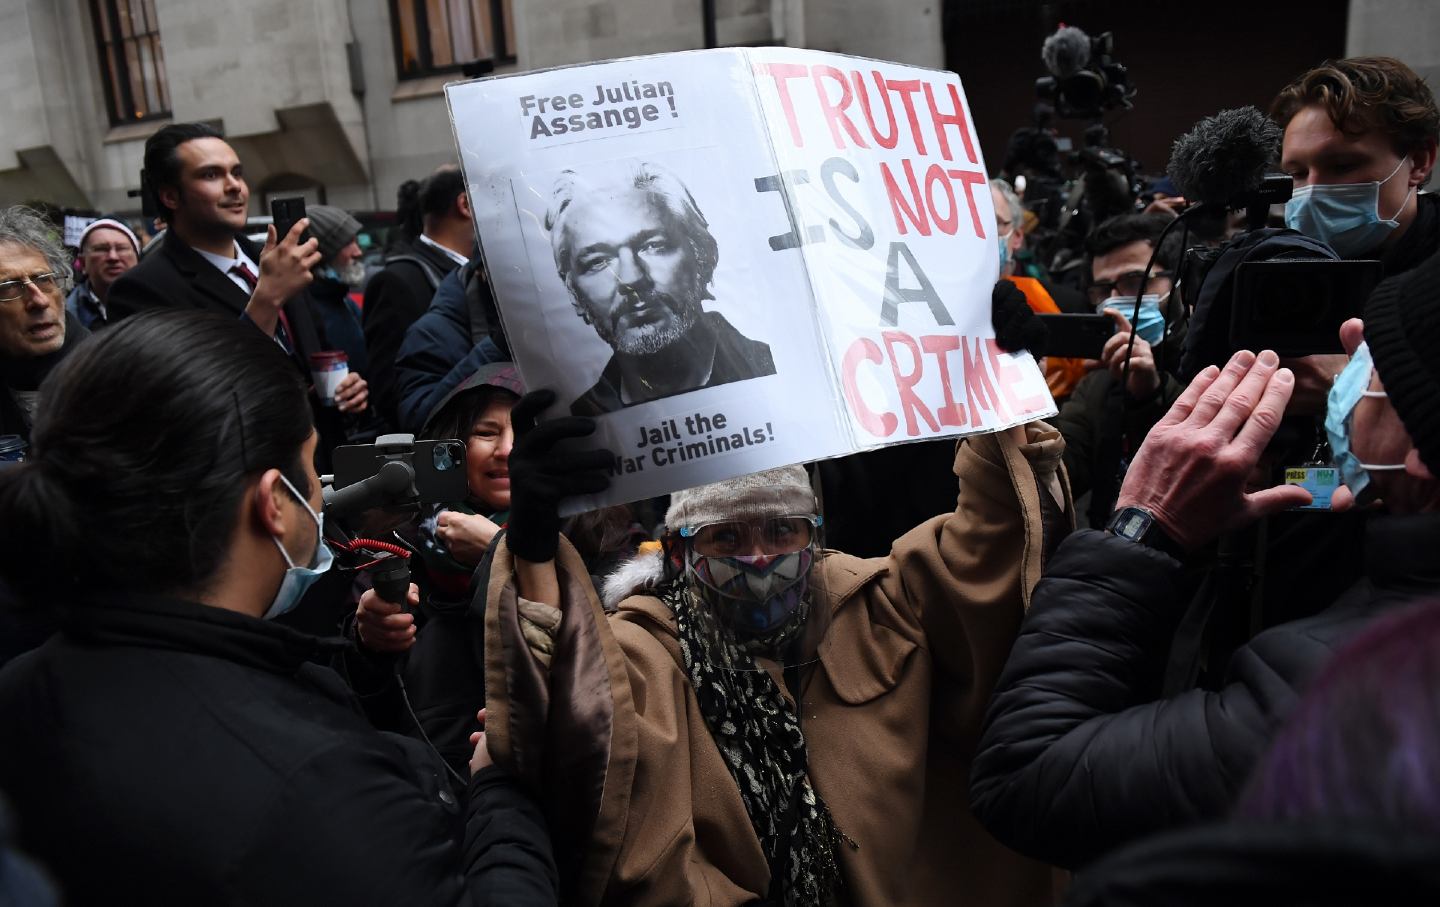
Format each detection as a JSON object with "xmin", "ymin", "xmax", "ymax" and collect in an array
[
  {"xmin": 306, "ymin": 205, "xmax": 362, "ymax": 266},
  {"xmin": 665, "ymin": 464, "xmax": 816, "ymax": 529}
]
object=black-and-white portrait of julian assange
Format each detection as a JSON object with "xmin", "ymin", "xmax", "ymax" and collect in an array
[{"xmin": 544, "ymin": 161, "xmax": 776, "ymax": 416}]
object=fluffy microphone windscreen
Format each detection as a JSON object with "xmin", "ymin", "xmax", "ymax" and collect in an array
[
  {"xmin": 1167, "ymin": 106, "xmax": 1282, "ymax": 207},
  {"xmin": 1041, "ymin": 26, "xmax": 1091, "ymax": 79}
]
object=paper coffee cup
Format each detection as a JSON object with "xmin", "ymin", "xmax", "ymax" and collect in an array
[{"xmin": 308, "ymin": 351, "xmax": 349, "ymax": 406}]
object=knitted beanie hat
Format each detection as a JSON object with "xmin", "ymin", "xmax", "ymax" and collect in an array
[
  {"xmin": 305, "ymin": 205, "xmax": 362, "ymax": 266},
  {"xmin": 1363, "ymin": 248, "xmax": 1440, "ymax": 477},
  {"xmin": 665, "ymin": 464, "xmax": 816, "ymax": 530},
  {"xmin": 79, "ymin": 217, "xmax": 140, "ymax": 255}
]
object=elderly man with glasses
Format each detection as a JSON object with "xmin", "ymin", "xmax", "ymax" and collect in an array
[{"xmin": 0, "ymin": 207, "xmax": 88, "ymax": 455}]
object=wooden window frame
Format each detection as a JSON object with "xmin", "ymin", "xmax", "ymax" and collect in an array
[
  {"xmin": 389, "ymin": 0, "xmax": 516, "ymax": 81},
  {"xmin": 89, "ymin": 0, "xmax": 172, "ymax": 125}
]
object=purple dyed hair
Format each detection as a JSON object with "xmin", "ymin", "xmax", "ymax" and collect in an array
[{"xmin": 1239, "ymin": 599, "xmax": 1440, "ymax": 832}]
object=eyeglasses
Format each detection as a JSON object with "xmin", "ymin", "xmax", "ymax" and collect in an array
[
  {"xmin": 680, "ymin": 515, "xmax": 822, "ymax": 557},
  {"xmin": 84, "ymin": 243, "xmax": 135, "ymax": 258},
  {"xmin": 1087, "ymin": 270, "xmax": 1170, "ymax": 307},
  {"xmin": 0, "ymin": 272, "xmax": 61, "ymax": 302}
]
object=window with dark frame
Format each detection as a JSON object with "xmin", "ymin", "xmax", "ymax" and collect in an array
[
  {"xmin": 89, "ymin": 0, "xmax": 171, "ymax": 125},
  {"xmin": 390, "ymin": 0, "xmax": 516, "ymax": 80}
]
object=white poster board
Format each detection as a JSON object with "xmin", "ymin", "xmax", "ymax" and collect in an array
[{"xmin": 447, "ymin": 48, "xmax": 1054, "ymax": 512}]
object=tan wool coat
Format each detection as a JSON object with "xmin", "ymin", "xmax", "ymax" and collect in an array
[{"xmin": 485, "ymin": 425, "xmax": 1071, "ymax": 907}]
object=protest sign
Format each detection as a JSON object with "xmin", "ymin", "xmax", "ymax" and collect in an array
[{"xmin": 447, "ymin": 48, "xmax": 1055, "ymax": 513}]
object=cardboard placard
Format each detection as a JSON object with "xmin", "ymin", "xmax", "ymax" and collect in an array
[{"xmin": 447, "ymin": 48, "xmax": 1054, "ymax": 512}]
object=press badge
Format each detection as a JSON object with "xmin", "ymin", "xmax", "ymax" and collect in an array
[{"xmin": 1285, "ymin": 467, "xmax": 1339, "ymax": 510}]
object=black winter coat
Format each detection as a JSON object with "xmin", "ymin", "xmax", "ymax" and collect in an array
[
  {"xmin": 363, "ymin": 240, "xmax": 460, "ymax": 427},
  {"xmin": 0, "ymin": 312, "xmax": 88, "ymax": 446},
  {"xmin": 969, "ymin": 515, "xmax": 1440, "ymax": 870},
  {"xmin": 392, "ymin": 260, "xmax": 508, "ymax": 434},
  {"xmin": 1063, "ymin": 821, "xmax": 1440, "ymax": 906},
  {"xmin": 109, "ymin": 231, "xmax": 327, "ymax": 374},
  {"xmin": 0, "ymin": 594, "xmax": 557, "ymax": 906}
]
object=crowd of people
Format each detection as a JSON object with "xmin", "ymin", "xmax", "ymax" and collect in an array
[{"xmin": 0, "ymin": 51, "xmax": 1438, "ymax": 905}]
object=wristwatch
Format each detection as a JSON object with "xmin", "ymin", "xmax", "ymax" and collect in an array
[{"xmin": 1106, "ymin": 506, "xmax": 1186, "ymax": 560}]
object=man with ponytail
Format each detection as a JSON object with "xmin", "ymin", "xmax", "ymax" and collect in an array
[{"xmin": 0, "ymin": 311, "xmax": 557, "ymax": 905}]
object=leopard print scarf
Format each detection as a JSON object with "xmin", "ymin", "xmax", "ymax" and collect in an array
[{"xmin": 664, "ymin": 579, "xmax": 847, "ymax": 906}]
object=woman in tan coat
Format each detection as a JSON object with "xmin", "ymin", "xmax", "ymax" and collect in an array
[{"xmin": 478, "ymin": 289, "xmax": 1068, "ymax": 906}]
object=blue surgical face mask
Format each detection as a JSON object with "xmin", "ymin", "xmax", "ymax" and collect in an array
[
  {"xmin": 998, "ymin": 232, "xmax": 1012, "ymax": 273},
  {"xmin": 1285, "ymin": 157, "xmax": 1415, "ymax": 257},
  {"xmin": 266, "ymin": 474, "xmax": 334, "ymax": 620},
  {"xmin": 1325, "ymin": 341, "xmax": 1405, "ymax": 502},
  {"xmin": 1100, "ymin": 292, "xmax": 1169, "ymax": 345}
]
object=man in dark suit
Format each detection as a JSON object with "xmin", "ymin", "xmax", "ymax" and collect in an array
[
  {"xmin": 111, "ymin": 125, "xmax": 315, "ymax": 340},
  {"xmin": 544, "ymin": 162, "xmax": 775, "ymax": 417},
  {"xmin": 109, "ymin": 124, "xmax": 369, "ymax": 464}
]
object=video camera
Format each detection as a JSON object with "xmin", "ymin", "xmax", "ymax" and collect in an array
[
  {"xmin": 1024, "ymin": 26, "xmax": 1144, "ymax": 282},
  {"xmin": 321, "ymin": 433, "xmax": 468, "ymax": 604},
  {"xmin": 1036, "ymin": 26, "xmax": 1136, "ymax": 121},
  {"xmin": 324, "ymin": 434, "xmax": 467, "ymax": 521},
  {"xmin": 1164, "ymin": 108, "xmax": 1384, "ymax": 373}
]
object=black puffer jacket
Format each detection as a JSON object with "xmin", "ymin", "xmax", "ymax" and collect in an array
[
  {"xmin": 1063, "ymin": 821, "xmax": 1440, "ymax": 906},
  {"xmin": 0, "ymin": 594, "xmax": 556, "ymax": 906},
  {"xmin": 969, "ymin": 514, "xmax": 1440, "ymax": 870}
]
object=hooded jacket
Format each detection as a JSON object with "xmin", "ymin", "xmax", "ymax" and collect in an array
[{"xmin": 483, "ymin": 426, "xmax": 1072, "ymax": 907}]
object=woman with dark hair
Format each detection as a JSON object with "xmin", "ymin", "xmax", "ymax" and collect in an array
[
  {"xmin": 419, "ymin": 364, "xmax": 523, "ymax": 583},
  {"xmin": 0, "ymin": 311, "xmax": 556, "ymax": 905},
  {"xmin": 345, "ymin": 365, "xmax": 522, "ymax": 773}
]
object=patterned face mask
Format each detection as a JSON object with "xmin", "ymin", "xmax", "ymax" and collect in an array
[{"xmin": 686, "ymin": 547, "xmax": 813, "ymax": 637}]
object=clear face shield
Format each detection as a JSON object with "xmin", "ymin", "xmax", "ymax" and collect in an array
[{"xmin": 664, "ymin": 484, "xmax": 831, "ymax": 672}]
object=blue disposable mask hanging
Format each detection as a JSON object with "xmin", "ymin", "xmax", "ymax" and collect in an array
[
  {"xmin": 1285, "ymin": 157, "xmax": 1415, "ymax": 258},
  {"xmin": 266, "ymin": 474, "xmax": 334, "ymax": 620},
  {"xmin": 1325, "ymin": 341, "xmax": 1406, "ymax": 502},
  {"xmin": 1100, "ymin": 292, "xmax": 1169, "ymax": 345}
]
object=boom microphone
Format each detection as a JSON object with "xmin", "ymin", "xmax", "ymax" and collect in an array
[
  {"xmin": 1166, "ymin": 106, "xmax": 1287, "ymax": 211},
  {"xmin": 1042, "ymin": 26, "xmax": 1091, "ymax": 79}
]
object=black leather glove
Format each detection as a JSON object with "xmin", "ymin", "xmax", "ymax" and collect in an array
[
  {"xmin": 505, "ymin": 389, "xmax": 613, "ymax": 563},
  {"xmin": 992, "ymin": 280, "xmax": 1047, "ymax": 358}
]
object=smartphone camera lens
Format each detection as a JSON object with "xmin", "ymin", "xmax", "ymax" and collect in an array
[{"xmin": 432, "ymin": 442, "xmax": 463, "ymax": 472}]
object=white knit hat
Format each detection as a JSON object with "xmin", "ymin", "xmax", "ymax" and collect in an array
[
  {"xmin": 78, "ymin": 217, "xmax": 140, "ymax": 255},
  {"xmin": 664, "ymin": 464, "xmax": 816, "ymax": 529}
]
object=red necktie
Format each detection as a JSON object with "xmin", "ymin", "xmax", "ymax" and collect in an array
[{"xmin": 231, "ymin": 263, "xmax": 293, "ymax": 353}]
